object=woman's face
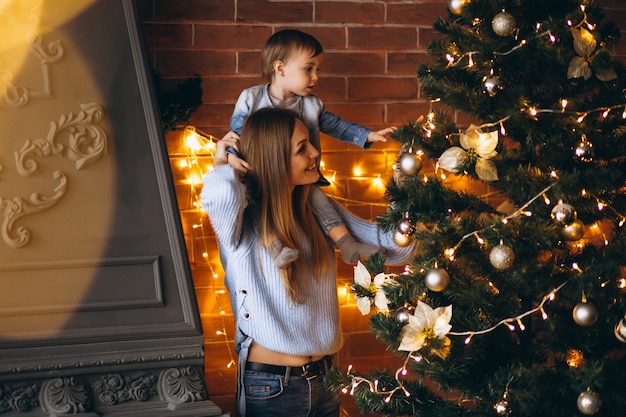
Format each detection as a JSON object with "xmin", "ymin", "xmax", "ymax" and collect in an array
[{"xmin": 288, "ymin": 119, "xmax": 320, "ymax": 187}]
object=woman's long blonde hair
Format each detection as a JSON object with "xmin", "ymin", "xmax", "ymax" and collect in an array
[{"xmin": 239, "ymin": 108, "xmax": 334, "ymax": 302}]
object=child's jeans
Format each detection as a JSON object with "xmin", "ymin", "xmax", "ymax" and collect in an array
[{"xmin": 309, "ymin": 185, "xmax": 344, "ymax": 234}]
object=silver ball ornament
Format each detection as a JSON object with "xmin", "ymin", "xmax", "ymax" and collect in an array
[
  {"xmin": 397, "ymin": 214, "xmax": 416, "ymax": 235},
  {"xmin": 551, "ymin": 201, "xmax": 577, "ymax": 226},
  {"xmin": 574, "ymin": 139, "xmax": 594, "ymax": 162},
  {"xmin": 614, "ymin": 315, "xmax": 626, "ymax": 343},
  {"xmin": 561, "ymin": 219, "xmax": 585, "ymax": 241},
  {"xmin": 393, "ymin": 229, "xmax": 414, "ymax": 248},
  {"xmin": 447, "ymin": 0, "xmax": 470, "ymax": 15},
  {"xmin": 577, "ymin": 390, "xmax": 602, "ymax": 415},
  {"xmin": 573, "ymin": 302, "xmax": 598, "ymax": 327},
  {"xmin": 425, "ymin": 268, "xmax": 450, "ymax": 292},
  {"xmin": 489, "ymin": 242, "xmax": 515, "ymax": 270},
  {"xmin": 396, "ymin": 307, "xmax": 411, "ymax": 323},
  {"xmin": 493, "ymin": 400, "xmax": 511, "ymax": 415},
  {"xmin": 482, "ymin": 74, "xmax": 502, "ymax": 97},
  {"xmin": 398, "ymin": 150, "xmax": 422, "ymax": 176},
  {"xmin": 492, "ymin": 11, "xmax": 516, "ymax": 36}
]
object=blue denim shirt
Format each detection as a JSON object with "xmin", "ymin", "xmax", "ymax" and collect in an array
[{"xmin": 230, "ymin": 83, "xmax": 371, "ymax": 151}]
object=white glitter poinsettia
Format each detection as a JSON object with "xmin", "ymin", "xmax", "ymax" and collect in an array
[
  {"xmin": 398, "ymin": 301, "xmax": 452, "ymax": 352},
  {"xmin": 353, "ymin": 261, "xmax": 393, "ymax": 315},
  {"xmin": 438, "ymin": 124, "xmax": 499, "ymax": 181}
]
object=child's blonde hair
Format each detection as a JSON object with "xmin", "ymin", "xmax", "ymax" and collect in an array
[
  {"xmin": 239, "ymin": 108, "xmax": 333, "ymax": 302},
  {"xmin": 261, "ymin": 29, "xmax": 323, "ymax": 82}
]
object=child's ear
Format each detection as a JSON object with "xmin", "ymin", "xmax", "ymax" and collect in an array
[{"xmin": 274, "ymin": 60, "xmax": 285, "ymax": 76}]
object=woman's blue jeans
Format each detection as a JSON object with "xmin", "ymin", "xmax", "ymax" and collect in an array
[{"xmin": 241, "ymin": 369, "xmax": 340, "ymax": 417}]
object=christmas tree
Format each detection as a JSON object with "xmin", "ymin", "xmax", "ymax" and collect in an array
[{"xmin": 325, "ymin": 0, "xmax": 626, "ymax": 416}]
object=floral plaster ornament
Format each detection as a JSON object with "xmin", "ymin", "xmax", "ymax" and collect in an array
[
  {"xmin": 439, "ymin": 124, "xmax": 499, "ymax": 181},
  {"xmin": 568, "ymin": 27, "xmax": 617, "ymax": 81},
  {"xmin": 353, "ymin": 261, "xmax": 394, "ymax": 315}
]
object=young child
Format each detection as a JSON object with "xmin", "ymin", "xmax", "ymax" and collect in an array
[{"xmin": 228, "ymin": 29, "xmax": 396, "ymax": 267}]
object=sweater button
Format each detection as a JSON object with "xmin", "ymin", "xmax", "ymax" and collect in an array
[{"xmin": 242, "ymin": 312, "xmax": 251, "ymax": 320}]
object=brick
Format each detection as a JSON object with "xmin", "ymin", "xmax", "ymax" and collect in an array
[
  {"xmin": 194, "ymin": 25, "xmax": 273, "ymax": 49},
  {"xmin": 314, "ymin": 76, "xmax": 348, "ymax": 100},
  {"xmin": 156, "ymin": 50, "xmax": 235, "ymax": 76},
  {"xmin": 387, "ymin": 101, "xmax": 433, "ymax": 125},
  {"xmin": 348, "ymin": 77, "xmax": 418, "ymax": 100},
  {"xmin": 199, "ymin": 75, "xmax": 261, "ymax": 102},
  {"xmin": 388, "ymin": 51, "xmax": 430, "ymax": 75},
  {"xmin": 323, "ymin": 51, "xmax": 385, "ymax": 75},
  {"xmin": 315, "ymin": 1, "xmax": 384, "ymax": 24},
  {"xmin": 348, "ymin": 27, "xmax": 417, "ymax": 50},
  {"xmin": 142, "ymin": 22, "xmax": 193, "ymax": 48},
  {"xmin": 187, "ymin": 104, "xmax": 237, "ymax": 131},
  {"xmin": 237, "ymin": 0, "xmax": 313, "ymax": 23},
  {"xmin": 323, "ymin": 103, "xmax": 386, "ymax": 128},
  {"xmin": 238, "ymin": 51, "xmax": 262, "ymax": 74},
  {"xmin": 154, "ymin": 0, "xmax": 234, "ymax": 21},
  {"xmin": 387, "ymin": 2, "xmax": 449, "ymax": 26}
]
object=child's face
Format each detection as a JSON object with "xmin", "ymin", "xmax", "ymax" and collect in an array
[
  {"xmin": 288, "ymin": 118, "xmax": 320, "ymax": 187},
  {"xmin": 277, "ymin": 49, "xmax": 323, "ymax": 97}
]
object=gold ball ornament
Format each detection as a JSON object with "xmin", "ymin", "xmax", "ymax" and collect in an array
[
  {"xmin": 425, "ymin": 268, "xmax": 450, "ymax": 292},
  {"xmin": 393, "ymin": 229, "xmax": 414, "ymax": 248},
  {"xmin": 573, "ymin": 302, "xmax": 598, "ymax": 327},
  {"xmin": 577, "ymin": 390, "xmax": 602, "ymax": 415},
  {"xmin": 398, "ymin": 149, "xmax": 423, "ymax": 176},
  {"xmin": 561, "ymin": 219, "xmax": 585, "ymax": 241},
  {"xmin": 448, "ymin": 0, "xmax": 470, "ymax": 15},
  {"xmin": 614, "ymin": 315, "xmax": 626, "ymax": 343},
  {"xmin": 492, "ymin": 11, "xmax": 516, "ymax": 36},
  {"xmin": 551, "ymin": 201, "xmax": 577, "ymax": 226},
  {"xmin": 489, "ymin": 242, "xmax": 515, "ymax": 270}
]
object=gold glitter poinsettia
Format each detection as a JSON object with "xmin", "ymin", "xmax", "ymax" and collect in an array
[
  {"xmin": 353, "ymin": 261, "xmax": 394, "ymax": 315},
  {"xmin": 398, "ymin": 301, "xmax": 452, "ymax": 359},
  {"xmin": 438, "ymin": 124, "xmax": 499, "ymax": 181},
  {"xmin": 568, "ymin": 27, "xmax": 617, "ymax": 81}
]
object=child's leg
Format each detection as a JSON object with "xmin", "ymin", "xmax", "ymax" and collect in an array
[
  {"xmin": 266, "ymin": 235, "xmax": 299, "ymax": 269},
  {"xmin": 309, "ymin": 186, "xmax": 384, "ymax": 264}
]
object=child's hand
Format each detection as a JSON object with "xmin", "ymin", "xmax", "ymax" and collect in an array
[
  {"xmin": 366, "ymin": 126, "xmax": 397, "ymax": 144},
  {"xmin": 215, "ymin": 131, "xmax": 251, "ymax": 179}
]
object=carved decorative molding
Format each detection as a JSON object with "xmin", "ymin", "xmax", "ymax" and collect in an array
[
  {"xmin": 0, "ymin": 366, "xmax": 211, "ymax": 415},
  {"xmin": 2, "ymin": 103, "xmax": 108, "ymax": 248},
  {"xmin": 158, "ymin": 367, "xmax": 207, "ymax": 410},
  {"xmin": 1, "ymin": 37, "xmax": 64, "ymax": 107},
  {"xmin": 40, "ymin": 377, "xmax": 93, "ymax": 414}
]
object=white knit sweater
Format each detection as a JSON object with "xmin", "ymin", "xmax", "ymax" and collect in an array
[{"xmin": 201, "ymin": 165, "xmax": 415, "ymax": 358}]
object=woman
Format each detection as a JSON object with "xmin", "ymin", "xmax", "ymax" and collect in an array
[{"xmin": 201, "ymin": 108, "xmax": 414, "ymax": 417}]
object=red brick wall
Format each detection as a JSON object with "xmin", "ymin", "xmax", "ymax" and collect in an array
[{"xmin": 139, "ymin": 1, "xmax": 626, "ymax": 415}]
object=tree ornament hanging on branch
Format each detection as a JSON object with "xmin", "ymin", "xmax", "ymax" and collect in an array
[
  {"xmin": 577, "ymin": 390, "xmax": 602, "ymax": 415},
  {"xmin": 398, "ymin": 147, "xmax": 423, "ymax": 176},
  {"xmin": 425, "ymin": 267, "xmax": 450, "ymax": 292},
  {"xmin": 482, "ymin": 73, "xmax": 503, "ymax": 96},
  {"xmin": 492, "ymin": 10, "xmax": 516, "ymax": 37},
  {"xmin": 574, "ymin": 135, "xmax": 594, "ymax": 162},
  {"xmin": 562, "ymin": 219, "xmax": 585, "ymax": 241},
  {"xmin": 493, "ymin": 399, "xmax": 512, "ymax": 416},
  {"xmin": 551, "ymin": 200, "xmax": 577, "ymax": 225},
  {"xmin": 447, "ymin": 0, "xmax": 470, "ymax": 16},
  {"xmin": 614, "ymin": 315, "xmax": 626, "ymax": 343},
  {"xmin": 489, "ymin": 240, "xmax": 515, "ymax": 270},
  {"xmin": 573, "ymin": 301, "xmax": 599, "ymax": 326}
]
